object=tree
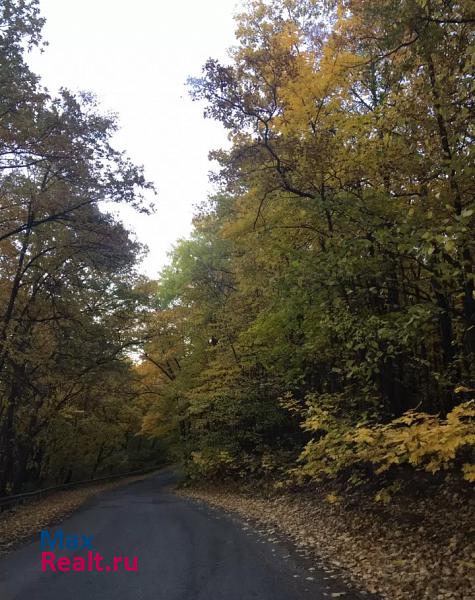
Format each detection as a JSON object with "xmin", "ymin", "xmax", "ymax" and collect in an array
[
  {"xmin": 0, "ymin": 1, "xmax": 159, "ymax": 494},
  {"xmin": 143, "ymin": 0, "xmax": 474, "ymax": 486}
]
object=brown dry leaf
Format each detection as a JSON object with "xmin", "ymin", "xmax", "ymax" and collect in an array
[
  {"xmin": 0, "ymin": 475, "xmax": 149, "ymax": 554},
  {"xmin": 177, "ymin": 483, "xmax": 475, "ymax": 600}
]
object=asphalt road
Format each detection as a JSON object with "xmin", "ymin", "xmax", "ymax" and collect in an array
[{"xmin": 0, "ymin": 470, "xmax": 357, "ymax": 600}]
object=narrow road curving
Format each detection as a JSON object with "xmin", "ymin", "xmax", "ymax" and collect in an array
[{"xmin": 0, "ymin": 470, "xmax": 357, "ymax": 599}]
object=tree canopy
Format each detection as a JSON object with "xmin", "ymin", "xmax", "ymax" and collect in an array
[
  {"xmin": 141, "ymin": 0, "xmax": 474, "ymax": 490},
  {"xmin": 1, "ymin": 0, "xmax": 473, "ymax": 497},
  {"xmin": 0, "ymin": 0, "xmax": 160, "ymax": 494}
]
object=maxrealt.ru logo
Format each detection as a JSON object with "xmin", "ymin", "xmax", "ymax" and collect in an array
[{"xmin": 40, "ymin": 529, "xmax": 138, "ymax": 572}]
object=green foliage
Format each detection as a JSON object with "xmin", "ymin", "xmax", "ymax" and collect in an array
[{"xmin": 141, "ymin": 0, "xmax": 475, "ymax": 491}]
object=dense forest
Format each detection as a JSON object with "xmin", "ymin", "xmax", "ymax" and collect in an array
[
  {"xmin": 140, "ymin": 0, "xmax": 475, "ymax": 492},
  {"xmin": 0, "ymin": 0, "xmax": 474, "ymax": 499},
  {"xmin": 0, "ymin": 0, "xmax": 160, "ymax": 494}
]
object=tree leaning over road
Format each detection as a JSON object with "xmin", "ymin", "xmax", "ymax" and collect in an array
[{"xmin": 0, "ymin": 0, "xmax": 159, "ymax": 495}]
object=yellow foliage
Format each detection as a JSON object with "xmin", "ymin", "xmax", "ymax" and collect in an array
[
  {"xmin": 455, "ymin": 386, "xmax": 475, "ymax": 394},
  {"xmin": 462, "ymin": 464, "xmax": 475, "ymax": 483},
  {"xmin": 278, "ymin": 392, "xmax": 304, "ymax": 415},
  {"xmin": 298, "ymin": 400, "xmax": 475, "ymax": 483},
  {"xmin": 374, "ymin": 488, "xmax": 392, "ymax": 504},
  {"xmin": 190, "ymin": 449, "xmax": 237, "ymax": 479}
]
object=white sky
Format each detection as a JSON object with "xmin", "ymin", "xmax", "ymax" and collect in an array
[{"xmin": 28, "ymin": 0, "xmax": 238, "ymax": 277}]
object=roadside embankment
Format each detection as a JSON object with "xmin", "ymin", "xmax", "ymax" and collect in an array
[
  {"xmin": 178, "ymin": 482, "xmax": 474, "ymax": 600},
  {"xmin": 0, "ymin": 472, "xmax": 159, "ymax": 554}
]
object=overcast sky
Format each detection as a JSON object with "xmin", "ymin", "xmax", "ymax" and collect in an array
[{"xmin": 28, "ymin": 0, "xmax": 238, "ymax": 277}]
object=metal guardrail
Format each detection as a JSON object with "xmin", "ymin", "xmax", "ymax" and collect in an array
[{"xmin": 0, "ymin": 463, "xmax": 166, "ymax": 509}]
